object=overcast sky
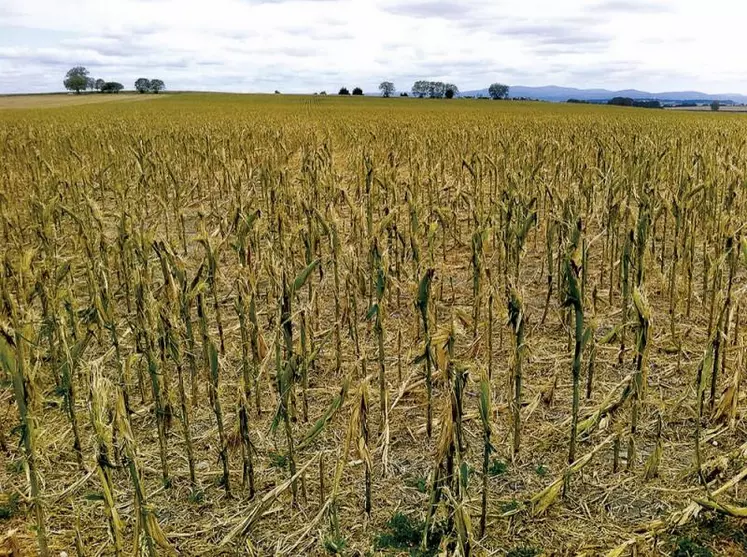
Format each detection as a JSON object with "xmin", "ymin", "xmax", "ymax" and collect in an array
[{"xmin": 0, "ymin": 0, "xmax": 744, "ymax": 95}]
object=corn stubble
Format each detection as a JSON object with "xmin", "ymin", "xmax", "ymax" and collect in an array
[{"xmin": 0, "ymin": 95, "xmax": 746, "ymax": 555}]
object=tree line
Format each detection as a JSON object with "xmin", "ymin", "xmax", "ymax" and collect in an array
[
  {"xmin": 63, "ymin": 67, "xmax": 165, "ymax": 95},
  {"xmin": 607, "ymin": 97, "xmax": 662, "ymax": 109},
  {"xmin": 324, "ymin": 81, "xmax": 511, "ymax": 99},
  {"xmin": 337, "ymin": 87, "xmax": 364, "ymax": 95},
  {"xmin": 377, "ymin": 81, "xmax": 510, "ymax": 99},
  {"xmin": 411, "ymin": 81, "xmax": 460, "ymax": 98}
]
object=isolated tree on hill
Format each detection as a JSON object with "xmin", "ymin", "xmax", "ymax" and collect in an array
[
  {"xmin": 338, "ymin": 87, "xmax": 350, "ymax": 95},
  {"xmin": 94, "ymin": 78, "xmax": 105, "ymax": 92},
  {"xmin": 488, "ymin": 83, "xmax": 509, "ymax": 100},
  {"xmin": 135, "ymin": 78, "xmax": 151, "ymax": 93},
  {"xmin": 379, "ymin": 81, "xmax": 395, "ymax": 97},
  {"xmin": 64, "ymin": 66, "xmax": 89, "ymax": 94},
  {"xmin": 150, "ymin": 79, "xmax": 165, "ymax": 94}
]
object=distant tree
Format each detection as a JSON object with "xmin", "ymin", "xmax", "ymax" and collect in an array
[
  {"xmin": 94, "ymin": 78, "xmax": 105, "ymax": 92},
  {"xmin": 633, "ymin": 100, "xmax": 661, "ymax": 109},
  {"xmin": 412, "ymin": 81, "xmax": 429, "ymax": 98},
  {"xmin": 320, "ymin": 91, "xmax": 327, "ymax": 95},
  {"xmin": 149, "ymin": 79, "xmax": 165, "ymax": 94},
  {"xmin": 86, "ymin": 77, "xmax": 96, "ymax": 91},
  {"xmin": 411, "ymin": 80, "xmax": 459, "ymax": 99},
  {"xmin": 711, "ymin": 100, "xmax": 720, "ymax": 111},
  {"xmin": 488, "ymin": 83, "xmax": 509, "ymax": 100},
  {"xmin": 400, "ymin": 92, "xmax": 408, "ymax": 97},
  {"xmin": 445, "ymin": 88, "xmax": 455, "ymax": 99},
  {"xmin": 352, "ymin": 87, "xmax": 363, "ymax": 95},
  {"xmin": 134, "ymin": 78, "xmax": 151, "ymax": 93},
  {"xmin": 338, "ymin": 87, "xmax": 350, "ymax": 95},
  {"xmin": 607, "ymin": 97, "xmax": 661, "ymax": 109},
  {"xmin": 64, "ymin": 66, "xmax": 90, "ymax": 94},
  {"xmin": 275, "ymin": 90, "xmax": 281, "ymax": 94},
  {"xmin": 101, "ymin": 82, "xmax": 124, "ymax": 94},
  {"xmin": 379, "ymin": 81, "xmax": 395, "ymax": 97},
  {"xmin": 609, "ymin": 97, "xmax": 634, "ymax": 106},
  {"xmin": 429, "ymin": 82, "xmax": 446, "ymax": 98}
]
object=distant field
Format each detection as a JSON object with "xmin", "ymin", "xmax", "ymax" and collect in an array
[
  {"xmin": 666, "ymin": 105, "xmax": 747, "ymax": 112},
  {"xmin": 1, "ymin": 93, "xmax": 746, "ymax": 557},
  {"xmin": 0, "ymin": 93, "xmax": 166, "ymax": 109}
]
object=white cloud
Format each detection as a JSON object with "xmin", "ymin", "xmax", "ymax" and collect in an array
[{"xmin": 0, "ymin": 0, "xmax": 745, "ymax": 94}]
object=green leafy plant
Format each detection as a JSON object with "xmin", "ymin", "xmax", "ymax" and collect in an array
[
  {"xmin": 0, "ymin": 492, "xmax": 19, "ymax": 519},
  {"xmin": 405, "ymin": 476, "xmax": 428, "ymax": 493},
  {"xmin": 269, "ymin": 451, "xmax": 288, "ymax": 470},
  {"xmin": 500, "ymin": 500, "xmax": 520, "ymax": 514},
  {"xmin": 672, "ymin": 537, "xmax": 712, "ymax": 557},
  {"xmin": 489, "ymin": 459, "xmax": 508, "ymax": 476},
  {"xmin": 376, "ymin": 512, "xmax": 444, "ymax": 556}
]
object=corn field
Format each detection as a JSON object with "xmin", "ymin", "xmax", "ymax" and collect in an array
[{"xmin": 1, "ymin": 94, "xmax": 746, "ymax": 555}]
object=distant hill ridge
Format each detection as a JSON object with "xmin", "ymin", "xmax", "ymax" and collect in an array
[{"xmin": 461, "ymin": 85, "xmax": 747, "ymax": 104}]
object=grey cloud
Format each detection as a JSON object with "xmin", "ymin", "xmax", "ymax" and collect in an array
[
  {"xmin": 500, "ymin": 23, "xmax": 608, "ymax": 46},
  {"xmin": 0, "ymin": 48, "xmax": 73, "ymax": 67},
  {"xmin": 227, "ymin": 40, "xmax": 320, "ymax": 58},
  {"xmin": 222, "ymin": 30, "xmax": 257, "ymax": 40},
  {"xmin": 592, "ymin": 0, "xmax": 671, "ymax": 13},
  {"xmin": 382, "ymin": 0, "xmax": 477, "ymax": 19},
  {"xmin": 61, "ymin": 26, "xmax": 171, "ymax": 60},
  {"xmin": 277, "ymin": 24, "xmax": 354, "ymax": 41},
  {"xmin": 121, "ymin": 22, "xmax": 166, "ymax": 35},
  {"xmin": 0, "ymin": 0, "xmax": 736, "ymax": 96},
  {"xmin": 248, "ymin": 0, "xmax": 337, "ymax": 4},
  {"xmin": 452, "ymin": 13, "xmax": 612, "ymax": 54},
  {"xmin": 0, "ymin": 4, "xmax": 20, "ymax": 19},
  {"xmin": 71, "ymin": 38, "xmax": 152, "ymax": 58},
  {"xmin": 271, "ymin": 45, "xmax": 319, "ymax": 58},
  {"xmin": 307, "ymin": 29, "xmax": 354, "ymax": 41},
  {"xmin": 531, "ymin": 41, "xmax": 609, "ymax": 56},
  {"xmin": 0, "ymin": 41, "xmax": 191, "ymax": 75},
  {"xmin": 560, "ymin": 64, "xmax": 693, "ymax": 87}
]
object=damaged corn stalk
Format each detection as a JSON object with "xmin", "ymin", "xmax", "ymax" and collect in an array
[
  {"xmin": 563, "ymin": 218, "xmax": 584, "ymax": 465},
  {"xmin": 416, "ymin": 268, "xmax": 435, "ymax": 438},
  {"xmin": 627, "ymin": 286, "xmax": 651, "ymax": 471},
  {"xmin": 507, "ymin": 286, "xmax": 525, "ymax": 456}
]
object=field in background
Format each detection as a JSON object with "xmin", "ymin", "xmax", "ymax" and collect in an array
[
  {"xmin": 0, "ymin": 92, "xmax": 166, "ymax": 110},
  {"xmin": 665, "ymin": 105, "xmax": 747, "ymax": 112},
  {"xmin": 0, "ymin": 94, "xmax": 746, "ymax": 556}
]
